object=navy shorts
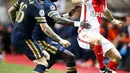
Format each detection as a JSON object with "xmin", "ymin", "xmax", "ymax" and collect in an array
[
  {"xmin": 37, "ymin": 40, "xmax": 65, "ymax": 59},
  {"xmin": 11, "ymin": 32, "xmax": 44, "ymax": 60}
]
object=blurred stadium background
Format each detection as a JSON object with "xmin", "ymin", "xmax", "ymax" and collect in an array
[{"xmin": 0, "ymin": 0, "xmax": 130, "ymax": 73}]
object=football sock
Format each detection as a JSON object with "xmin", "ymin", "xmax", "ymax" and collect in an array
[
  {"xmin": 94, "ymin": 45, "xmax": 105, "ymax": 69},
  {"xmin": 66, "ymin": 61, "xmax": 77, "ymax": 73},
  {"xmin": 108, "ymin": 60, "xmax": 118, "ymax": 71},
  {"xmin": 33, "ymin": 64, "xmax": 46, "ymax": 73}
]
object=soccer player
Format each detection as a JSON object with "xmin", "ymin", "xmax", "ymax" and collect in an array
[
  {"xmin": 8, "ymin": 0, "xmax": 71, "ymax": 73},
  {"xmin": 69, "ymin": 0, "xmax": 123, "ymax": 73},
  {"xmin": 33, "ymin": 0, "xmax": 90, "ymax": 73}
]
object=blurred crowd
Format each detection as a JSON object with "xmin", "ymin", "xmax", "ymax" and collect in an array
[{"xmin": 0, "ymin": 0, "xmax": 130, "ymax": 71}]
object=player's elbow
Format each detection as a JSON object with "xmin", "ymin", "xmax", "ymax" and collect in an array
[
  {"xmin": 8, "ymin": 6, "xmax": 18, "ymax": 14},
  {"xmin": 41, "ymin": 27, "xmax": 48, "ymax": 33},
  {"xmin": 8, "ymin": 9, "xmax": 12, "ymax": 14},
  {"xmin": 40, "ymin": 24, "xmax": 48, "ymax": 33},
  {"xmin": 8, "ymin": 7, "xmax": 14, "ymax": 13},
  {"xmin": 54, "ymin": 17, "xmax": 62, "ymax": 23},
  {"xmin": 104, "ymin": 7, "xmax": 109, "ymax": 13},
  {"xmin": 8, "ymin": 8, "xmax": 15, "ymax": 15}
]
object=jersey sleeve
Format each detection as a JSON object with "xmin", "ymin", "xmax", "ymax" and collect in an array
[
  {"xmin": 29, "ymin": 4, "xmax": 47, "ymax": 23},
  {"xmin": 13, "ymin": 0, "xmax": 21, "ymax": 9},
  {"xmin": 43, "ymin": 3, "xmax": 59, "ymax": 18}
]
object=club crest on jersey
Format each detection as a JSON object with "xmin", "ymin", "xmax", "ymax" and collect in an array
[
  {"xmin": 39, "ymin": 9, "xmax": 45, "ymax": 16},
  {"xmin": 50, "ymin": 5, "xmax": 56, "ymax": 10}
]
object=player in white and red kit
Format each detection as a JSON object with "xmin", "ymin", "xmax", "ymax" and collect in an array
[{"xmin": 69, "ymin": 0, "xmax": 122, "ymax": 73}]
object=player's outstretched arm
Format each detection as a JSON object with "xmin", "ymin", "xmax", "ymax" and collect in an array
[
  {"xmin": 62, "ymin": 4, "xmax": 81, "ymax": 19},
  {"xmin": 40, "ymin": 23, "xmax": 71, "ymax": 48},
  {"xmin": 8, "ymin": 6, "xmax": 18, "ymax": 24},
  {"xmin": 52, "ymin": 13, "xmax": 90, "ymax": 28},
  {"xmin": 51, "ymin": 13, "xmax": 81, "ymax": 27},
  {"xmin": 104, "ymin": 7, "xmax": 123, "ymax": 27}
]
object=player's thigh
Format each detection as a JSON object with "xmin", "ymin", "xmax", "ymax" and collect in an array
[
  {"xmin": 105, "ymin": 47, "xmax": 122, "ymax": 63},
  {"xmin": 88, "ymin": 33, "xmax": 102, "ymax": 44},
  {"xmin": 78, "ymin": 30, "xmax": 102, "ymax": 44},
  {"xmin": 101, "ymin": 36, "xmax": 122, "ymax": 62},
  {"xmin": 37, "ymin": 40, "xmax": 59, "ymax": 55},
  {"xmin": 25, "ymin": 39, "xmax": 48, "ymax": 66},
  {"xmin": 42, "ymin": 50, "xmax": 50, "ymax": 60},
  {"xmin": 46, "ymin": 41, "xmax": 75, "ymax": 61}
]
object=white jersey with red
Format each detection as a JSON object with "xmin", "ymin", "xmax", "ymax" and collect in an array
[
  {"xmin": 80, "ymin": 0, "xmax": 106, "ymax": 29},
  {"xmin": 77, "ymin": 0, "xmax": 115, "ymax": 54}
]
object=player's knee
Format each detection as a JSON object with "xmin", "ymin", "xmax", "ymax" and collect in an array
[
  {"xmin": 33, "ymin": 57, "xmax": 48, "ymax": 67},
  {"xmin": 69, "ymin": 53, "xmax": 75, "ymax": 60},
  {"xmin": 63, "ymin": 50, "xmax": 75, "ymax": 61},
  {"xmin": 42, "ymin": 50, "xmax": 50, "ymax": 60},
  {"xmin": 92, "ymin": 35, "xmax": 102, "ymax": 45},
  {"xmin": 115, "ymin": 55, "xmax": 122, "ymax": 62},
  {"xmin": 112, "ymin": 54, "xmax": 122, "ymax": 63},
  {"xmin": 94, "ymin": 38, "xmax": 101, "ymax": 45}
]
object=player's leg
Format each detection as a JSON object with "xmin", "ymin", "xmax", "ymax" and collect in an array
[
  {"xmin": 101, "ymin": 36, "xmax": 122, "ymax": 71},
  {"xmin": 45, "ymin": 58, "xmax": 57, "ymax": 73},
  {"xmin": 38, "ymin": 40, "xmax": 77, "ymax": 73},
  {"xmin": 25, "ymin": 40, "xmax": 48, "ymax": 73},
  {"xmin": 48, "ymin": 41, "xmax": 77, "ymax": 73},
  {"xmin": 89, "ymin": 34, "xmax": 117, "ymax": 73},
  {"xmin": 78, "ymin": 30, "xmax": 115, "ymax": 72},
  {"xmin": 42, "ymin": 50, "xmax": 50, "ymax": 60},
  {"xmin": 88, "ymin": 33, "xmax": 106, "ymax": 69},
  {"xmin": 61, "ymin": 49, "xmax": 77, "ymax": 73},
  {"xmin": 37, "ymin": 40, "xmax": 60, "ymax": 73},
  {"xmin": 105, "ymin": 47, "xmax": 122, "ymax": 71}
]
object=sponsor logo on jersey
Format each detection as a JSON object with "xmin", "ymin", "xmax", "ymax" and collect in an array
[{"xmin": 90, "ymin": 11, "xmax": 103, "ymax": 17}]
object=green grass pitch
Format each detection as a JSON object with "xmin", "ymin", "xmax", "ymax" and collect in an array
[{"xmin": 0, "ymin": 62, "xmax": 65, "ymax": 73}]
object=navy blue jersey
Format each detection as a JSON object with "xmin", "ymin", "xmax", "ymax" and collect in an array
[
  {"xmin": 11, "ymin": 0, "xmax": 47, "ymax": 60},
  {"xmin": 33, "ymin": 0, "xmax": 59, "ymax": 41},
  {"xmin": 12, "ymin": 0, "xmax": 46, "ymax": 39}
]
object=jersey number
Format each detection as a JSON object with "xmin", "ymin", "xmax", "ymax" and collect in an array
[{"xmin": 16, "ymin": 2, "xmax": 27, "ymax": 23}]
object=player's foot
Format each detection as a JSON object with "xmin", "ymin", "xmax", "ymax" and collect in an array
[{"xmin": 100, "ymin": 66, "xmax": 116, "ymax": 73}]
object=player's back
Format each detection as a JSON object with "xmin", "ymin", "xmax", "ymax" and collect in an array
[
  {"xmin": 12, "ymin": 0, "xmax": 44, "ymax": 38},
  {"xmin": 33, "ymin": 0, "xmax": 57, "ymax": 41},
  {"xmin": 11, "ymin": 0, "xmax": 46, "ymax": 47}
]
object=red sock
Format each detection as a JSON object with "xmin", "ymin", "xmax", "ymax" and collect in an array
[
  {"xmin": 94, "ymin": 45, "xmax": 105, "ymax": 69},
  {"xmin": 108, "ymin": 60, "xmax": 119, "ymax": 71}
]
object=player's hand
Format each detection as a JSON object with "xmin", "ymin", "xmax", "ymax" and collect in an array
[
  {"xmin": 59, "ymin": 39, "xmax": 71, "ymax": 48},
  {"xmin": 80, "ymin": 20, "xmax": 91, "ymax": 29},
  {"xmin": 69, "ymin": 4, "xmax": 81, "ymax": 17},
  {"xmin": 111, "ymin": 19, "xmax": 123, "ymax": 27}
]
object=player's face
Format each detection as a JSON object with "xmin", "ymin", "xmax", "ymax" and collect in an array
[{"xmin": 51, "ymin": 0, "xmax": 58, "ymax": 2}]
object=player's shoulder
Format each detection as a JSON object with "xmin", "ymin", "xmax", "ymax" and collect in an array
[
  {"xmin": 43, "ymin": 1, "xmax": 57, "ymax": 11},
  {"xmin": 28, "ymin": 0, "xmax": 44, "ymax": 10},
  {"xmin": 43, "ymin": 0, "xmax": 56, "ymax": 7}
]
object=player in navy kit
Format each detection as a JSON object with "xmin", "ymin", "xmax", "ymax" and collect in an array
[
  {"xmin": 8, "ymin": 0, "xmax": 71, "ymax": 73},
  {"xmin": 33, "ymin": 0, "xmax": 77, "ymax": 73},
  {"xmin": 32, "ymin": 0, "xmax": 91, "ymax": 73}
]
